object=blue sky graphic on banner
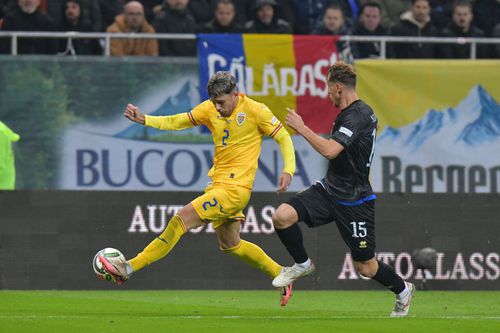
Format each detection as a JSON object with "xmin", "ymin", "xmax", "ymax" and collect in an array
[
  {"xmin": 197, "ymin": 34, "xmax": 245, "ymax": 101},
  {"xmin": 115, "ymin": 81, "xmax": 200, "ymax": 139}
]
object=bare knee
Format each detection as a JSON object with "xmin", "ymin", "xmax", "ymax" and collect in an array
[
  {"xmin": 216, "ymin": 223, "xmax": 241, "ymax": 250},
  {"xmin": 218, "ymin": 237, "xmax": 240, "ymax": 250},
  {"xmin": 354, "ymin": 260, "xmax": 378, "ymax": 278},
  {"xmin": 356, "ymin": 265, "xmax": 376, "ymax": 278},
  {"xmin": 177, "ymin": 204, "xmax": 204, "ymax": 230},
  {"xmin": 272, "ymin": 204, "xmax": 297, "ymax": 229}
]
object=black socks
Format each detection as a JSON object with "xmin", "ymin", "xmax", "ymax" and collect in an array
[
  {"xmin": 372, "ymin": 261, "xmax": 406, "ymax": 294},
  {"xmin": 274, "ymin": 223, "xmax": 309, "ymax": 264}
]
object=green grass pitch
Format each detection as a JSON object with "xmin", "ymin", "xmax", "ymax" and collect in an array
[{"xmin": 0, "ymin": 290, "xmax": 499, "ymax": 333}]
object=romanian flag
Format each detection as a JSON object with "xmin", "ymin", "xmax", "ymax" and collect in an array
[{"xmin": 197, "ymin": 34, "xmax": 340, "ymax": 134}]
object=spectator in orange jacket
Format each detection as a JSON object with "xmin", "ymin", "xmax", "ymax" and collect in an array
[{"xmin": 106, "ymin": 1, "xmax": 158, "ymax": 56}]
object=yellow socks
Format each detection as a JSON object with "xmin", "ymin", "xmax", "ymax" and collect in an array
[
  {"xmin": 223, "ymin": 239, "xmax": 282, "ymax": 278},
  {"xmin": 128, "ymin": 216, "xmax": 282, "ymax": 280},
  {"xmin": 128, "ymin": 215, "xmax": 186, "ymax": 272}
]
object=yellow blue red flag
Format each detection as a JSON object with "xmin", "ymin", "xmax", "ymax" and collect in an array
[{"xmin": 197, "ymin": 34, "xmax": 340, "ymax": 134}]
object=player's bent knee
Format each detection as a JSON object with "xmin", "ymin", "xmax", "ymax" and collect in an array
[
  {"xmin": 271, "ymin": 212, "xmax": 285, "ymax": 229},
  {"xmin": 217, "ymin": 236, "xmax": 241, "ymax": 251},
  {"xmin": 355, "ymin": 264, "xmax": 376, "ymax": 278},
  {"xmin": 219, "ymin": 242, "xmax": 239, "ymax": 251},
  {"xmin": 219, "ymin": 240, "xmax": 241, "ymax": 252},
  {"xmin": 272, "ymin": 206, "xmax": 293, "ymax": 229}
]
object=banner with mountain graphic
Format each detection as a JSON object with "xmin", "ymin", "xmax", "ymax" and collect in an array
[
  {"xmin": 197, "ymin": 34, "xmax": 341, "ymax": 134},
  {"xmin": 0, "ymin": 57, "xmax": 201, "ymax": 190},
  {"xmin": 357, "ymin": 60, "xmax": 500, "ymax": 193},
  {"xmin": 0, "ymin": 57, "xmax": 324, "ymax": 191},
  {"xmin": 2, "ymin": 57, "xmax": 500, "ymax": 193}
]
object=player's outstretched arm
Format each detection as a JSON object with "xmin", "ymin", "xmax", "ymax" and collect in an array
[
  {"xmin": 125, "ymin": 103, "xmax": 199, "ymax": 131},
  {"xmin": 124, "ymin": 103, "xmax": 145, "ymax": 125},
  {"xmin": 286, "ymin": 108, "xmax": 343, "ymax": 160}
]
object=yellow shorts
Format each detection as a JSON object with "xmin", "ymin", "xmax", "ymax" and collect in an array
[{"xmin": 192, "ymin": 183, "xmax": 251, "ymax": 229}]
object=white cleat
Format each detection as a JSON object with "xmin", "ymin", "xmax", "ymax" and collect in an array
[
  {"xmin": 272, "ymin": 262, "xmax": 316, "ymax": 288},
  {"xmin": 390, "ymin": 282, "xmax": 416, "ymax": 318},
  {"xmin": 99, "ymin": 255, "xmax": 130, "ymax": 285}
]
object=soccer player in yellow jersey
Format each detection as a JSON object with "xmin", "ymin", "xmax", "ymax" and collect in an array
[{"xmin": 99, "ymin": 71, "xmax": 296, "ymax": 306}]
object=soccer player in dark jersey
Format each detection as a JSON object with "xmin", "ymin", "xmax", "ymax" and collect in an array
[{"xmin": 271, "ymin": 61, "xmax": 415, "ymax": 317}]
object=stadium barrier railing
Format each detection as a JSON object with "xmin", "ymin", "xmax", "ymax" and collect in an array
[{"xmin": 0, "ymin": 31, "xmax": 500, "ymax": 58}]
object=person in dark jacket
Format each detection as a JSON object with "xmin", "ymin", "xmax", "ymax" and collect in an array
[
  {"xmin": 200, "ymin": 0, "xmax": 243, "ymax": 33},
  {"xmin": 153, "ymin": 0, "xmax": 196, "ymax": 56},
  {"xmin": 148, "ymin": 0, "xmax": 211, "ymax": 25},
  {"xmin": 47, "ymin": 0, "xmax": 101, "ymax": 32},
  {"xmin": 351, "ymin": 2, "xmax": 388, "ymax": 58},
  {"xmin": 209, "ymin": 0, "xmax": 252, "ymax": 26},
  {"xmin": 57, "ymin": 0, "xmax": 101, "ymax": 55},
  {"xmin": 312, "ymin": 3, "xmax": 354, "ymax": 63},
  {"xmin": 0, "ymin": 0, "xmax": 57, "ymax": 54},
  {"xmin": 439, "ymin": 0, "xmax": 488, "ymax": 58},
  {"xmin": 245, "ymin": 0, "xmax": 292, "ymax": 33},
  {"xmin": 291, "ymin": 0, "xmax": 360, "ymax": 34},
  {"xmin": 390, "ymin": 0, "xmax": 439, "ymax": 58}
]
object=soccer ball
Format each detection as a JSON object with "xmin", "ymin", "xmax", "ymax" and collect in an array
[
  {"xmin": 93, "ymin": 247, "xmax": 125, "ymax": 282},
  {"xmin": 412, "ymin": 247, "xmax": 438, "ymax": 270}
]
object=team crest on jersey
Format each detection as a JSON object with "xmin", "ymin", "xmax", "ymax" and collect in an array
[{"xmin": 236, "ymin": 112, "xmax": 246, "ymax": 126}]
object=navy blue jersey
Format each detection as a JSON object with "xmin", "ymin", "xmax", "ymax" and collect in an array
[{"xmin": 323, "ymin": 99, "xmax": 377, "ymax": 202}]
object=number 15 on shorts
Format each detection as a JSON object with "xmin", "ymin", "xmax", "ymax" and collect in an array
[{"xmin": 350, "ymin": 221, "xmax": 367, "ymax": 238}]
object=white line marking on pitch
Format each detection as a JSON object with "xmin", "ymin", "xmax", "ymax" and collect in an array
[{"xmin": 0, "ymin": 315, "xmax": 499, "ymax": 320}]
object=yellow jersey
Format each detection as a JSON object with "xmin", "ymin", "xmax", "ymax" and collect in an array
[{"xmin": 145, "ymin": 94, "xmax": 295, "ymax": 189}]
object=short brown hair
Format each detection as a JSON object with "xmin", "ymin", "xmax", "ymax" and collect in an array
[
  {"xmin": 207, "ymin": 71, "xmax": 237, "ymax": 98},
  {"xmin": 327, "ymin": 61, "xmax": 356, "ymax": 88}
]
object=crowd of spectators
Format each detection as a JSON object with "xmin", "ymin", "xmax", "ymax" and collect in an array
[{"xmin": 0, "ymin": 0, "xmax": 499, "ymax": 58}]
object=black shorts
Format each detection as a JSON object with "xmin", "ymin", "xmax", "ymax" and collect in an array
[{"xmin": 286, "ymin": 183, "xmax": 376, "ymax": 262}]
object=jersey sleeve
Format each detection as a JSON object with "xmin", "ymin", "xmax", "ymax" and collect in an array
[
  {"xmin": 144, "ymin": 100, "xmax": 211, "ymax": 130},
  {"xmin": 257, "ymin": 104, "xmax": 296, "ymax": 176},
  {"xmin": 145, "ymin": 113, "xmax": 195, "ymax": 130},
  {"xmin": 257, "ymin": 104, "xmax": 283, "ymax": 138},
  {"xmin": 187, "ymin": 100, "xmax": 211, "ymax": 126},
  {"xmin": 331, "ymin": 112, "xmax": 368, "ymax": 147}
]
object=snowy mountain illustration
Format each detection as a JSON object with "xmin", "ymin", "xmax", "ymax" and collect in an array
[
  {"xmin": 371, "ymin": 85, "xmax": 500, "ymax": 193},
  {"xmin": 377, "ymin": 85, "xmax": 500, "ymax": 152},
  {"xmin": 114, "ymin": 80, "xmax": 201, "ymax": 139}
]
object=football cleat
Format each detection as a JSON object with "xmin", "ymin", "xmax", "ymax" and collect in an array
[
  {"xmin": 390, "ymin": 282, "xmax": 416, "ymax": 317},
  {"xmin": 272, "ymin": 262, "xmax": 316, "ymax": 288},
  {"xmin": 279, "ymin": 283, "xmax": 293, "ymax": 307},
  {"xmin": 98, "ymin": 255, "xmax": 129, "ymax": 285}
]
